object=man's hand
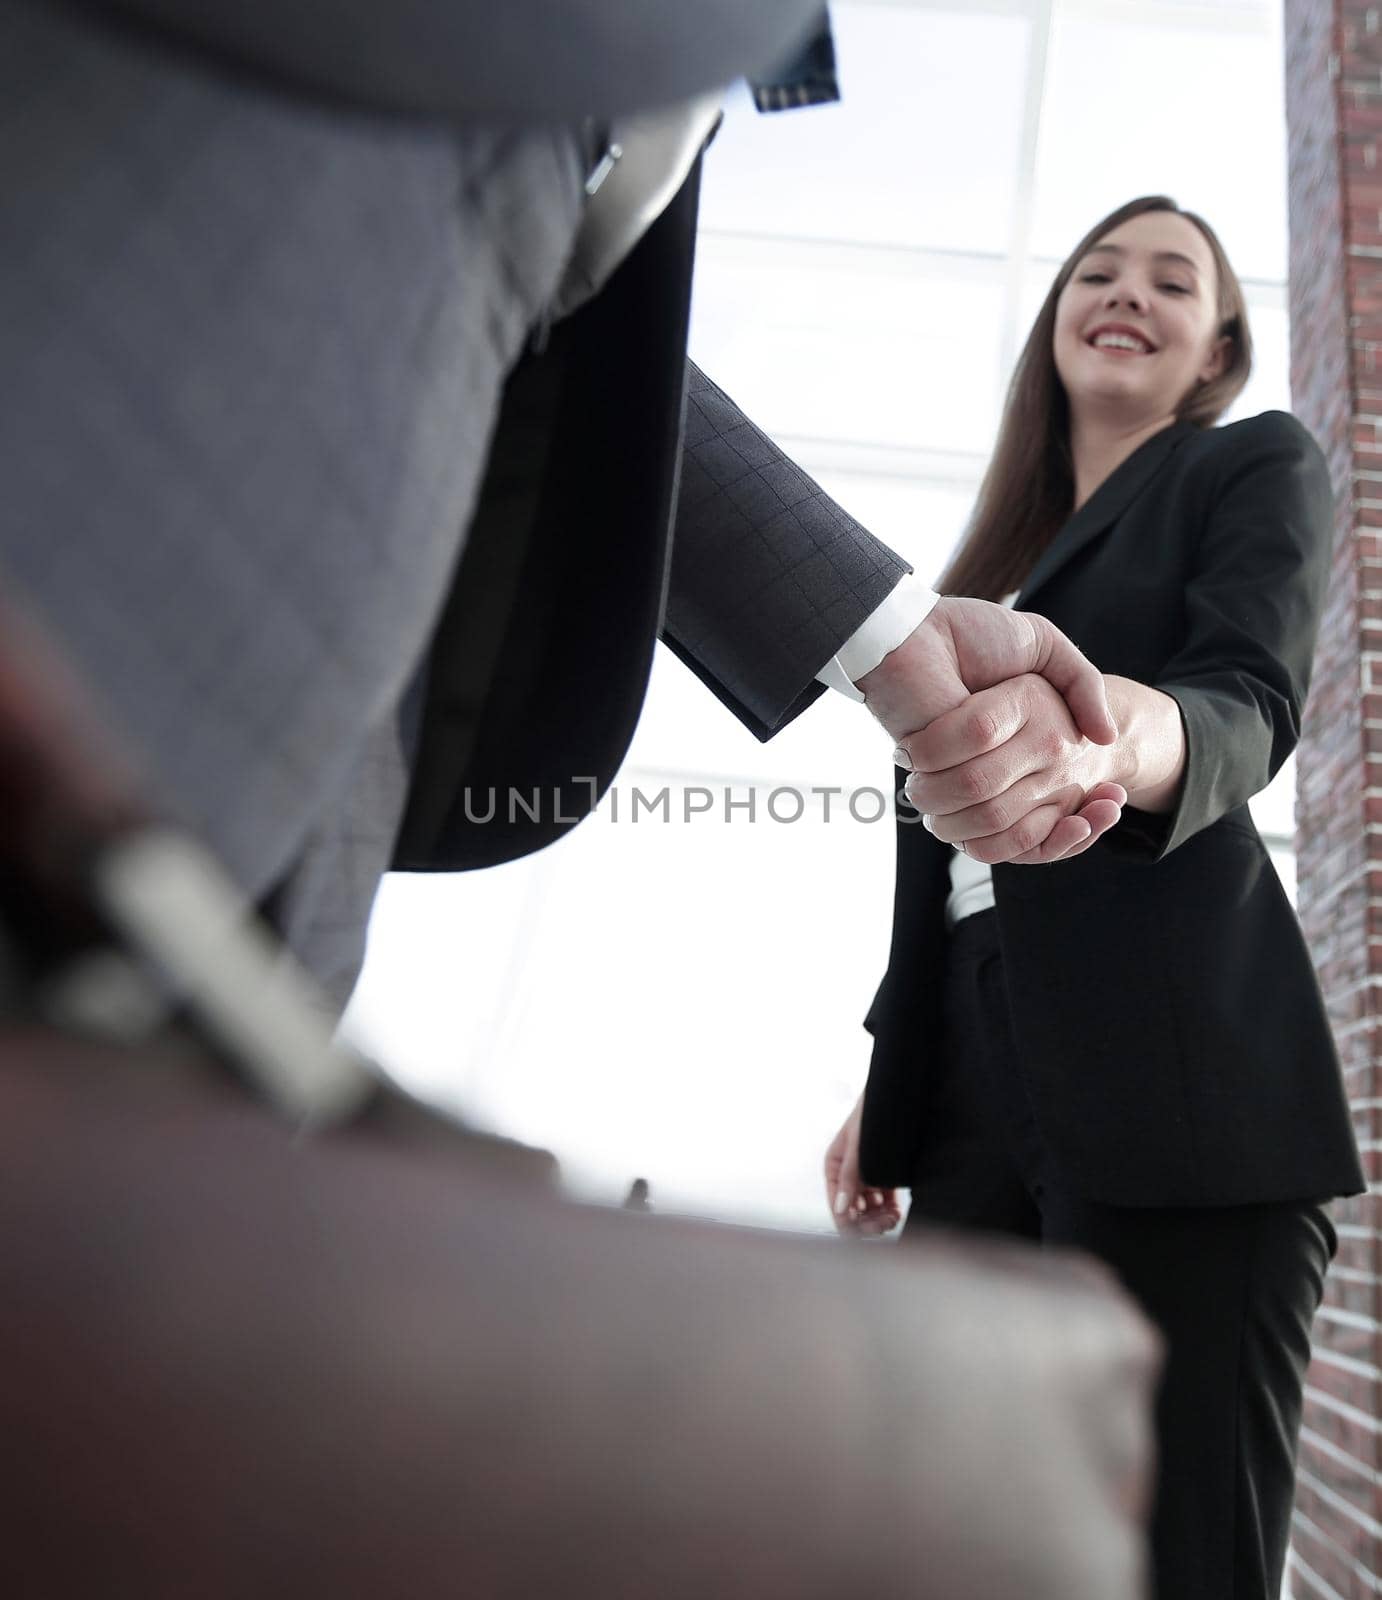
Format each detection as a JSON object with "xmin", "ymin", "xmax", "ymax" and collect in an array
[
  {"xmin": 857, "ymin": 597, "xmax": 1123, "ymax": 863},
  {"xmin": 858, "ymin": 596, "xmax": 1118, "ymax": 744},
  {"xmin": 903, "ymin": 674, "xmax": 1128, "ymax": 866}
]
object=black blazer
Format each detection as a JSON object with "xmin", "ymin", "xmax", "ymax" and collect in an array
[{"xmin": 860, "ymin": 411, "xmax": 1366, "ymax": 1209}]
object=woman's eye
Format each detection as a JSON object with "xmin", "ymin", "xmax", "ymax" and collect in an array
[
  {"xmin": 1079, "ymin": 273, "xmax": 1110, "ymax": 283},
  {"xmin": 1160, "ymin": 283, "xmax": 1190, "ymax": 295}
]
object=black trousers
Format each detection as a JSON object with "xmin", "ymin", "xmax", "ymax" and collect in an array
[{"xmin": 904, "ymin": 909, "xmax": 1335, "ymax": 1600}]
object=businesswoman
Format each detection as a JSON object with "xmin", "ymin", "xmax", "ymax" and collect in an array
[{"xmin": 825, "ymin": 195, "xmax": 1365, "ymax": 1600}]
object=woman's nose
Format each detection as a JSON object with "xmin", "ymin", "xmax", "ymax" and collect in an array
[{"xmin": 1106, "ymin": 284, "xmax": 1149, "ymax": 313}]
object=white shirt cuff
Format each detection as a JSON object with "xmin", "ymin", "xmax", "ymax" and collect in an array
[{"xmin": 815, "ymin": 575, "xmax": 941, "ymax": 703}]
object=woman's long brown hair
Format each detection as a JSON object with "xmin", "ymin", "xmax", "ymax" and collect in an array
[{"xmin": 939, "ymin": 195, "xmax": 1253, "ymax": 601}]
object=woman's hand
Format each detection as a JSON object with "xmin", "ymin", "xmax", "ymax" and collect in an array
[
  {"xmin": 824, "ymin": 1096, "xmax": 902, "ymax": 1238},
  {"xmin": 900, "ymin": 673, "xmax": 1129, "ymax": 866}
]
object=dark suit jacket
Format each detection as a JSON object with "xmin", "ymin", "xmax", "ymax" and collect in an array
[
  {"xmin": 860, "ymin": 411, "xmax": 1366, "ymax": 1209},
  {"xmin": 393, "ymin": 164, "xmax": 909, "ymax": 871},
  {"xmin": 78, "ymin": 3, "xmax": 894, "ymax": 864},
  {"xmin": 46, "ymin": 0, "xmax": 907, "ymax": 967}
]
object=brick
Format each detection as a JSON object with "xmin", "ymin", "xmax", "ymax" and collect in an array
[{"xmin": 1291, "ymin": 0, "xmax": 1382, "ymax": 1582}]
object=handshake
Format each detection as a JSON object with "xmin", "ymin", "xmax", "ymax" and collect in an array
[{"xmin": 858, "ymin": 595, "xmax": 1135, "ymax": 866}]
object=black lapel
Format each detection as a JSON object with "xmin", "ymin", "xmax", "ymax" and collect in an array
[
  {"xmin": 1016, "ymin": 421, "xmax": 1197, "ymax": 609},
  {"xmin": 391, "ymin": 160, "xmax": 701, "ymax": 873}
]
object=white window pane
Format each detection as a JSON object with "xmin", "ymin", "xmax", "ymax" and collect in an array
[
  {"xmin": 1032, "ymin": 9, "xmax": 1287, "ymax": 283},
  {"xmin": 690, "ymin": 240, "xmax": 1007, "ymax": 453},
  {"xmin": 809, "ymin": 470, "xmax": 976, "ymax": 586},
  {"xmin": 698, "ymin": 7, "xmax": 1032, "ymax": 255},
  {"xmin": 1266, "ymin": 842, "xmax": 1296, "ymax": 906},
  {"xmin": 354, "ymin": 789, "xmax": 899, "ymax": 1233},
  {"xmin": 1018, "ymin": 260, "xmax": 1060, "ymax": 355},
  {"xmin": 345, "ymin": 860, "xmax": 546, "ymax": 1108},
  {"xmin": 1250, "ymin": 752, "xmax": 1296, "ymax": 839},
  {"xmin": 1224, "ymin": 299, "xmax": 1291, "ymax": 421},
  {"xmin": 623, "ymin": 640, "xmax": 895, "ymax": 788}
]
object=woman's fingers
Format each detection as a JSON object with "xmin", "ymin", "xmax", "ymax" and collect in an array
[
  {"xmin": 826, "ymin": 1107, "xmax": 902, "ymax": 1237},
  {"xmin": 924, "ymin": 777, "xmax": 1084, "ymax": 846},
  {"xmin": 1008, "ymin": 784, "xmax": 1126, "ymax": 865},
  {"xmin": 826, "ymin": 1103, "xmax": 865, "ymax": 1233},
  {"xmin": 941, "ymin": 802, "xmax": 1076, "ymax": 866},
  {"xmin": 849, "ymin": 1189, "xmax": 903, "ymax": 1236},
  {"xmin": 1076, "ymin": 787, "xmax": 1125, "ymax": 841},
  {"xmin": 1014, "ymin": 812, "xmax": 1093, "ymax": 863},
  {"xmin": 925, "ymin": 779, "xmax": 1127, "ymax": 862}
]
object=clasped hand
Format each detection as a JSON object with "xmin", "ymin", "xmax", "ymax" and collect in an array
[
  {"xmin": 860, "ymin": 598, "xmax": 1126, "ymax": 866},
  {"xmin": 898, "ymin": 672, "xmax": 1126, "ymax": 865}
]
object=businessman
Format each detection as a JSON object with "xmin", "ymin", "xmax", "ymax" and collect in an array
[{"xmin": 2, "ymin": 1, "xmax": 1122, "ymax": 1006}]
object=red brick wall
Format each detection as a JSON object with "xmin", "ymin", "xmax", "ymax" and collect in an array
[{"xmin": 1286, "ymin": 2, "xmax": 1382, "ymax": 1595}]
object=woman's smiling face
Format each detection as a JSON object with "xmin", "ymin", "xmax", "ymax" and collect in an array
[{"xmin": 1053, "ymin": 210, "xmax": 1229, "ymax": 424}]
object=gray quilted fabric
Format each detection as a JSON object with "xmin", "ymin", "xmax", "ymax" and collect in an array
[
  {"xmin": 0, "ymin": 2, "xmax": 586, "ymax": 995},
  {"xmin": 666, "ymin": 363, "xmax": 910, "ymax": 737}
]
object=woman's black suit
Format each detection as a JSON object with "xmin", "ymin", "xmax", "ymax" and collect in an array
[
  {"xmin": 861, "ymin": 409, "xmax": 1363, "ymax": 1207},
  {"xmin": 858, "ymin": 410, "xmax": 1366, "ymax": 1600}
]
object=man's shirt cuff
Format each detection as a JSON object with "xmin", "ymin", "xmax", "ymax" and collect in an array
[{"xmin": 816, "ymin": 576, "xmax": 941, "ymax": 703}]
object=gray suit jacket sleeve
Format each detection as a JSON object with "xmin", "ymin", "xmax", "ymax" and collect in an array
[
  {"xmin": 94, "ymin": 0, "xmax": 826, "ymax": 120},
  {"xmin": 662, "ymin": 363, "xmax": 911, "ymax": 740}
]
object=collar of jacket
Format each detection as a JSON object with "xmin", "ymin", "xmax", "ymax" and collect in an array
[{"xmin": 1016, "ymin": 419, "xmax": 1199, "ymax": 610}]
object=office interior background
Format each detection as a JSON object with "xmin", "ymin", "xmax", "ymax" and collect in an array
[{"xmin": 346, "ymin": 0, "xmax": 1296, "ymax": 1232}]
